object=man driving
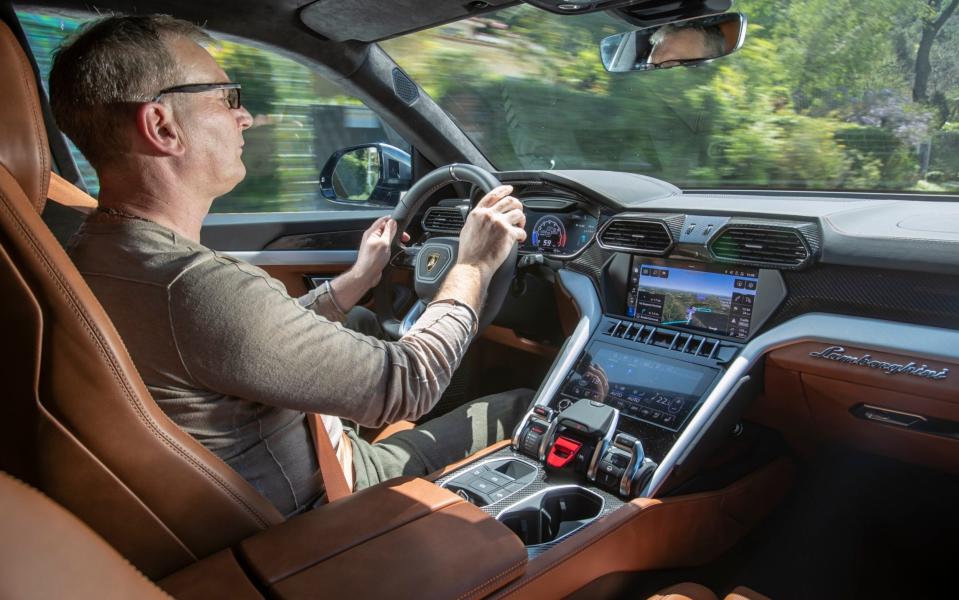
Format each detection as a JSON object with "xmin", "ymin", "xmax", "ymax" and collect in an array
[{"xmin": 51, "ymin": 15, "xmax": 532, "ymax": 516}]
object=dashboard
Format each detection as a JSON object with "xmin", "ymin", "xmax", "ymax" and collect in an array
[{"xmin": 416, "ymin": 169, "xmax": 959, "ymax": 500}]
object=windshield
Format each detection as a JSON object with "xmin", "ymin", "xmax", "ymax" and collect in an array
[{"xmin": 382, "ymin": 1, "xmax": 959, "ymax": 194}]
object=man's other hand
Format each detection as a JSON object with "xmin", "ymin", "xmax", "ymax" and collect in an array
[
  {"xmin": 456, "ymin": 185, "xmax": 527, "ymax": 280},
  {"xmin": 353, "ymin": 216, "xmax": 409, "ymax": 289}
]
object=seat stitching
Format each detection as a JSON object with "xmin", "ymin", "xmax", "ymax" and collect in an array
[
  {"xmin": 2, "ymin": 27, "xmax": 49, "ymax": 209},
  {"xmin": 457, "ymin": 559, "xmax": 527, "ymax": 600}
]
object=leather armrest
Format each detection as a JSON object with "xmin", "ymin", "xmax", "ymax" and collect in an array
[{"xmin": 239, "ymin": 477, "xmax": 527, "ymax": 600}]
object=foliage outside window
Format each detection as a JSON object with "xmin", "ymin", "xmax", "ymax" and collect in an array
[
  {"xmin": 18, "ymin": 10, "xmax": 411, "ymax": 212},
  {"xmin": 382, "ymin": 0, "xmax": 959, "ymax": 193}
]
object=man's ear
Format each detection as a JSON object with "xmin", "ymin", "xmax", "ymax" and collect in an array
[{"xmin": 135, "ymin": 102, "xmax": 186, "ymax": 157}]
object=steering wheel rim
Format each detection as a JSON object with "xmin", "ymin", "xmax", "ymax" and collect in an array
[{"xmin": 374, "ymin": 163, "xmax": 518, "ymax": 337}]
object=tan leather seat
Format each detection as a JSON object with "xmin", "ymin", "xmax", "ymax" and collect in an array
[
  {"xmin": 0, "ymin": 19, "xmax": 283, "ymax": 579},
  {"xmin": 0, "ymin": 471, "xmax": 172, "ymax": 599},
  {"xmin": 649, "ymin": 583, "xmax": 772, "ymax": 600}
]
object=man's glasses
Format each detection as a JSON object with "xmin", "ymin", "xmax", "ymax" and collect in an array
[{"xmin": 151, "ymin": 83, "xmax": 242, "ymax": 109}]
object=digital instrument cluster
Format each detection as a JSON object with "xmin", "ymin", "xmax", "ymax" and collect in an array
[
  {"xmin": 521, "ymin": 209, "xmax": 598, "ymax": 258},
  {"xmin": 627, "ymin": 258, "xmax": 759, "ymax": 340}
]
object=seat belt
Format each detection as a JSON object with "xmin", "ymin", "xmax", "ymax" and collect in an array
[
  {"xmin": 47, "ymin": 172, "xmax": 97, "ymax": 212},
  {"xmin": 45, "ymin": 172, "xmax": 353, "ymax": 502},
  {"xmin": 307, "ymin": 414, "xmax": 352, "ymax": 502}
]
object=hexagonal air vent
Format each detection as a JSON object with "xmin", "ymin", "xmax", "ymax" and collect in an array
[{"xmin": 597, "ymin": 218, "xmax": 673, "ymax": 254}]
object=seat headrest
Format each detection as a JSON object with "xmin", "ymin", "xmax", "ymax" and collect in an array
[{"xmin": 0, "ymin": 20, "xmax": 51, "ymax": 213}]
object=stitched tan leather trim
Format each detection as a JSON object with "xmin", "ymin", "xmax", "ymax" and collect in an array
[
  {"xmin": 0, "ymin": 473, "xmax": 171, "ymax": 599},
  {"xmin": 753, "ymin": 342, "xmax": 959, "ymax": 473},
  {"xmin": 0, "ymin": 22, "xmax": 50, "ymax": 212}
]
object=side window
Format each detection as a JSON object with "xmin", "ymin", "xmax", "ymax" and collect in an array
[{"xmin": 17, "ymin": 10, "xmax": 412, "ymax": 212}]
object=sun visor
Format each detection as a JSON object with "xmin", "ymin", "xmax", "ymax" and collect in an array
[{"xmin": 300, "ymin": 0, "xmax": 517, "ymax": 43}]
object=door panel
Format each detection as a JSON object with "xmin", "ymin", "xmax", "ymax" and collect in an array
[{"xmin": 200, "ymin": 210, "xmax": 389, "ymax": 252}]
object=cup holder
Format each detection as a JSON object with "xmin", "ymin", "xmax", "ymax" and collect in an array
[{"xmin": 497, "ymin": 486, "xmax": 603, "ymax": 546}]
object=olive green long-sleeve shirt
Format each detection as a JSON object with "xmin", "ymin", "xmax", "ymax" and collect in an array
[{"xmin": 68, "ymin": 213, "xmax": 476, "ymax": 515}]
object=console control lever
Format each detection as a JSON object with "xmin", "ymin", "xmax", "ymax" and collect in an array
[
  {"xmin": 596, "ymin": 433, "xmax": 657, "ymax": 497},
  {"xmin": 546, "ymin": 436, "xmax": 583, "ymax": 469}
]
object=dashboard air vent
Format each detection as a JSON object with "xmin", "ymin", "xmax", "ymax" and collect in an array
[
  {"xmin": 710, "ymin": 227, "xmax": 809, "ymax": 267},
  {"xmin": 598, "ymin": 218, "xmax": 672, "ymax": 254},
  {"xmin": 422, "ymin": 207, "xmax": 465, "ymax": 233}
]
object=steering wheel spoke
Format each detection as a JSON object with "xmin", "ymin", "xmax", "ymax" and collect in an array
[
  {"xmin": 374, "ymin": 163, "xmax": 517, "ymax": 334},
  {"xmin": 390, "ymin": 244, "xmax": 420, "ymax": 269}
]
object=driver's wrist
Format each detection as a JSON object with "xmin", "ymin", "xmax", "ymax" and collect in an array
[
  {"xmin": 345, "ymin": 265, "xmax": 377, "ymax": 292},
  {"xmin": 454, "ymin": 259, "xmax": 493, "ymax": 285}
]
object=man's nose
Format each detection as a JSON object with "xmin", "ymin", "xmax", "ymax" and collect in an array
[{"xmin": 236, "ymin": 106, "xmax": 253, "ymax": 130}]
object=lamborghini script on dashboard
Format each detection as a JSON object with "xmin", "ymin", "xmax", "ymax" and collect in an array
[{"xmin": 808, "ymin": 346, "xmax": 950, "ymax": 381}]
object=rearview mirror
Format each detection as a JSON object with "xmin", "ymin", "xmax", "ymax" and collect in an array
[
  {"xmin": 600, "ymin": 12, "xmax": 747, "ymax": 73},
  {"xmin": 319, "ymin": 143, "xmax": 412, "ymax": 207}
]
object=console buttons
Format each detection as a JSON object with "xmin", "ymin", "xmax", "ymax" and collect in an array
[
  {"xmin": 504, "ymin": 481, "xmax": 527, "ymax": 494},
  {"xmin": 489, "ymin": 489, "xmax": 510, "ymax": 503},
  {"xmin": 468, "ymin": 479, "xmax": 497, "ymax": 494},
  {"xmin": 480, "ymin": 472, "xmax": 512, "ymax": 487}
]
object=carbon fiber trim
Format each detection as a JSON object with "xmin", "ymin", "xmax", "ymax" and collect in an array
[
  {"xmin": 763, "ymin": 265, "xmax": 959, "ymax": 333},
  {"xmin": 566, "ymin": 242, "xmax": 611, "ymax": 281},
  {"xmin": 435, "ymin": 447, "xmax": 625, "ymax": 559}
]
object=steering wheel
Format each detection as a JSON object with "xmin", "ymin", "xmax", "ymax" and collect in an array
[{"xmin": 374, "ymin": 163, "xmax": 518, "ymax": 338}]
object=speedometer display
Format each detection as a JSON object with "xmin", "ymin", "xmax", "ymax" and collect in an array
[
  {"xmin": 532, "ymin": 215, "xmax": 567, "ymax": 251},
  {"xmin": 520, "ymin": 207, "xmax": 598, "ymax": 258}
]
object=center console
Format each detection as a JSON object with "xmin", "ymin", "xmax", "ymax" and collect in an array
[{"xmin": 437, "ymin": 254, "xmax": 788, "ymax": 554}]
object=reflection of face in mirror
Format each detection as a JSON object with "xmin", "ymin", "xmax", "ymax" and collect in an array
[
  {"xmin": 332, "ymin": 147, "xmax": 381, "ymax": 201},
  {"xmin": 648, "ymin": 23, "xmax": 726, "ymax": 68}
]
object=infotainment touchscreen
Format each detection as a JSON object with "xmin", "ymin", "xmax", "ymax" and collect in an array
[{"xmin": 627, "ymin": 258, "xmax": 759, "ymax": 340}]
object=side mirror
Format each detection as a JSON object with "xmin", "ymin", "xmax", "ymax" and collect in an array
[
  {"xmin": 600, "ymin": 12, "xmax": 747, "ymax": 73},
  {"xmin": 319, "ymin": 143, "xmax": 412, "ymax": 207}
]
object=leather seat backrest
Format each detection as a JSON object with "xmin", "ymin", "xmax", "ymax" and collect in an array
[{"xmin": 0, "ymin": 19, "xmax": 283, "ymax": 579}]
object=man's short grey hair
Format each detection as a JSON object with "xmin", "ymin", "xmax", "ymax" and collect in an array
[
  {"xmin": 649, "ymin": 22, "xmax": 726, "ymax": 60},
  {"xmin": 49, "ymin": 15, "xmax": 213, "ymax": 170}
]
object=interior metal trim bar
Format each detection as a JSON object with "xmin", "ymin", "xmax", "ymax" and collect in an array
[
  {"xmin": 225, "ymin": 250, "xmax": 358, "ymax": 266},
  {"xmin": 511, "ymin": 269, "xmax": 602, "ymax": 449}
]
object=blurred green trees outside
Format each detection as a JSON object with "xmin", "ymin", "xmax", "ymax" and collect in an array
[{"xmin": 384, "ymin": 0, "xmax": 959, "ymax": 192}]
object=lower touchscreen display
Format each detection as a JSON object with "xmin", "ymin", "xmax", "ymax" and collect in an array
[
  {"xmin": 627, "ymin": 258, "xmax": 759, "ymax": 340},
  {"xmin": 558, "ymin": 342, "xmax": 715, "ymax": 431}
]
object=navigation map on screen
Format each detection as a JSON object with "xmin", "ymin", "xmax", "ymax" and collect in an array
[{"xmin": 627, "ymin": 259, "xmax": 759, "ymax": 340}]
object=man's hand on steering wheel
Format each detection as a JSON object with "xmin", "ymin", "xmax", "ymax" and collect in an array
[
  {"xmin": 352, "ymin": 216, "xmax": 411, "ymax": 289},
  {"xmin": 456, "ymin": 185, "xmax": 527, "ymax": 282}
]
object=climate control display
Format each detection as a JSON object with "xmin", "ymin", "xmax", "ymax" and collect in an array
[{"xmin": 556, "ymin": 342, "xmax": 717, "ymax": 431}]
